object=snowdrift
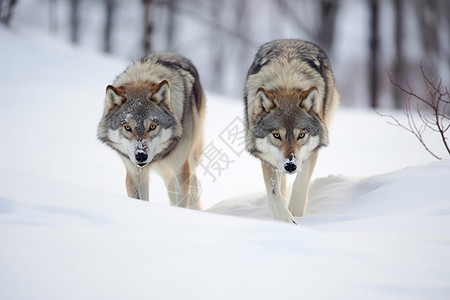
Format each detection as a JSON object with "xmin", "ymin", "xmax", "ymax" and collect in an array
[{"xmin": 1, "ymin": 26, "xmax": 449, "ymax": 299}]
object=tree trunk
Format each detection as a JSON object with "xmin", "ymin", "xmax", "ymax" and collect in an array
[
  {"xmin": 210, "ymin": 0, "xmax": 224, "ymax": 93},
  {"xmin": 1, "ymin": 0, "xmax": 17, "ymax": 26},
  {"xmin": 393, "ymin": 0, "xmax": 405, "ymax": 108},
  {"xmin": 234, "ymin": 0, "xmax": 249, "ymax": 82},
  {"xmin": 142, "ymin": 0, "xmax": 153, "ymax": 55},
  {"xmin": 0, "ymin": 0, "xmax": 4, "ymax": 24},
  {"xmin": 103, "ymin": 0, "xmax": 115, "ymax": 53},
  {"xmin": 69, "ymin": 0, "xmax": 80, "ymax": 44},
  {"xmin": 49, "ymin": 0, "xmax": 58, "ymax": 33},
  {"xmin": 317, "ymin": 0, "xmax": 339, "ymax": 53},
  {"xmin": 369, "ymin": 0, "xmax": 379, "ymax": 108},
  {"xmin": 445, "ymin": 1, "xmax": 450, "ymax": 92},
  {"xmin": 418, "ymin": 0, "xmax": 440, "ymax": 79},
  {"xmin": 166, "ymin": 0, "xmax": 176, "ymax": 51}
]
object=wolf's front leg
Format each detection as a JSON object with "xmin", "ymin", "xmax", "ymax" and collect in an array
[
  {"xmin": 261, "ymin": 163, "xmax": 296, "ymax": 224},
  {"xmin": 125, "ymin": 165, "xmax": 150, "ymax": 200},
  {"xmin": 289, "ymin": 151, "xmax": 318, "ymax": 217},
  {"xmin": 167, "ymin": 161, "xmax": 202, "ymax": 210},
  {"xmin": 186, "ymin": 172, "xmax": 202, "ymax": 210}
]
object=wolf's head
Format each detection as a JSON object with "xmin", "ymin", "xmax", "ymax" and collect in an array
[
  {"xmin": 248, "ymin": 87, "xmax": 328, "ymax": 174},
  {"xmin": 99, "ymin": 80, "xmax": 178, "ymax": 167}
]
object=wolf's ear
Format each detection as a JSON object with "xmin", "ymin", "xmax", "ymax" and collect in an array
[
  {"xmin": 255, "ymin": 87, "xmax": 276, "ymax": 115},
  {"xmin": 151, "ymin": 80, "xmax": 172, "ymax": 112},
  {"xmin": 301, "ymin": 87, "xmax": 320, "ymax": 113},
  {"xmin": 105, "ymin": 85, "xmax": 127, "ymax": 114}
]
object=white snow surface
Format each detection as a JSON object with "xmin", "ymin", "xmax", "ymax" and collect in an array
[{"xmin": 1, "ymin": 27, "xmax": 450, "ymax": 299}]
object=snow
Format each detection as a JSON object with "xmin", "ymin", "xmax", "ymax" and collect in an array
[{"xmin": 1, "ymin": 26, "xmax": 450, "ymax": 299}]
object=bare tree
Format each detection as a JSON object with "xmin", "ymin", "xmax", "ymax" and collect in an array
[
  {"xmin": 233, "ymin": 0, "xmax": 250, "ymax": 76},
  {"xmin": 143, "ymin": 0, "xmax": 153, "ymax": 55},
  {"xmin": 0, "ymin": 0, "xmax": 17, "ymax": 26},
  {"xmin": 393, "ymin": 0, "xmax": 405, "ymax": 109},
  {"xmin": 276, "ymin": 0, "xmax": 315, "ymax": 41},
  {"xmin": 275, "ymin": 0, "xmax": 339, "ymax": 54},
  {"xmin": 210, "ymin": 0, "xmax": 225, "ymax": 93},
  {"xmin": 417, "ymin": 0, "xmax": 440, "ymax": 79},
  {"xmin": 0, "ymin": 0, "xmax": 4, "ymax": 24},
  {"xmin": 103, "ymin": 0, "xmax": 116, "ymax": 53},
  {"xmin": 69, "ymin": 0, "xmax": 80, "ymax": 44},
  {"xmin": 445, "ymin": 1, "xmax": 450, "ymax": 77},
  {"xmin": 379, "ymin": 66, "xmax": 450, "ymax": 159},
  {"xmin": 49, "ymin": 0, "xmax": 58, "ymax": 33},
  {"xmin": 317, "ymin": 0, "xmax": 340, "ymax": 53},
  {"xmin": 154, "ymin": 0, "xmax": 256, "ymax": 47},
  {"xmin": 166, "ymin": 0, "xmax": 177, "ymax": 51},
  {"xmin": 368, "ymin": 0, "xmax": 380, "ymax": 108}
]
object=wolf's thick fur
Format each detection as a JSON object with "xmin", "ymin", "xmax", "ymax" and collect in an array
[
  {"xmin": 98, "ymin": 53, "xmax": 205, "ymax": 209},
  {"xmin": 244, "ymin": 39, "xmax": 339, "ymax": 223}
]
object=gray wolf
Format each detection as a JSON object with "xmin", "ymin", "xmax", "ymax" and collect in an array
[
  {"xmin": 98, "ymin": 53, "xmax": 205, "ymax": 209},
  {"xmin": 243, "ymin": 39, "xmax": 339, "ymax": 223}
]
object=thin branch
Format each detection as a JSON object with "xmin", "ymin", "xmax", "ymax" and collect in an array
[
  {"xmin": 376, "ymin": 109, "xmax": 442, "ymax": 160},
  {"xmin": 384, "ymin": 66, "xmax": 450, "ymax": 159},
  {"xmin": 444, "ymin": 122, "xmax": 450, "ymax": 132},
  {"xmin": 388, "ymin": 72, "xmax": 434, "ymax": 110},
  {"xmin": 417, "ymin": 108, "xmax": 438, "ymax": 132}
]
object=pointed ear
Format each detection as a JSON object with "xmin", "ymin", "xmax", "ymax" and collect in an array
[
  {"xmin": 301, "ymin": 87, "xmax": 319, "ymax": 112},
  {"xmin": 254, "ymin": 87, "xmax": 276, "ymax": 115},
  {"xmin": 104, "ymin": 85, "xmax": 127, "ymax": 115},
  {"xmin": 151, "ymin": 80, "xmax": 172, "ymax": 112}
]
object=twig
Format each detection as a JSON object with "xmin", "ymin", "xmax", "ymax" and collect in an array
[{"xmin": 380, "ymin": 66, "xmax": 450, "ymax": 159}]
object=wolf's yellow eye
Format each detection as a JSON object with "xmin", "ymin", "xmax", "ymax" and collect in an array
[
  {"xmin": 273, "ymin": 132, "xmax": 281, "ymax": 140},
  {"xmin": 298, "ymin": 129, "xmax": 308, "ymax": 139},
  {"xmin": 149, "ymin": 124, "xmax": 157, "ymax": 131},
  {"xmin": 124, "ymin": 125, "xmax": 132, "ymax": 132}
]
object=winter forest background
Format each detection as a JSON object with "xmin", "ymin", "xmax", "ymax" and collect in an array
[
  {"xmin": 1, "ymin": 2, "xmax": 450, "ymax": 298},
  {"xmin": 2, "ymin": 0, "xmax": 449, "ymax": 109}
]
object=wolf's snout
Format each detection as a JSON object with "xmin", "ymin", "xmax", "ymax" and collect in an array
[
  {"xmin": 284, "ymin": 162, "xmax": 297, "ymax": 173},
  {"xmin": 135, "ymin": 151, "xmax": 148, "ymax": 163}
]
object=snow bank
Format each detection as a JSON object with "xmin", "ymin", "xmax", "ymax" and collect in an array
[
  {"xmin": 0, "ymin": 26, "xmax": 449, "ymax": 299},
  {"xmin": 1, "ymin": 161, "xmax": 449, "ymax": 300}
]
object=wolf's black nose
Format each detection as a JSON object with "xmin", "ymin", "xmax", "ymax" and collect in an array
[
  {"xmin": 284, "ymin": 162, "xmax": 297, "ymax": 173},
  {"xmin": 135, "ymin": 152, "xmax": 148, "ymax": 163}
]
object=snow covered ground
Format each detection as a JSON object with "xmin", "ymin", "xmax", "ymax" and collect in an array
[{"xmin": 1, "ymin": 26, "xmax": 449, "ymax": 299}]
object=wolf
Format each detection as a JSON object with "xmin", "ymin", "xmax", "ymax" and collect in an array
[
  {"xmin": 98, "ymin": 53, "xmax": 205, "ymax": 209},
  {"xmin": 243, "ymin": 39, "xmax": 339, "ymax": 223}
]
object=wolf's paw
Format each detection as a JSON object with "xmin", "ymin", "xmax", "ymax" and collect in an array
[{"xmin": 273, "ymin": 209, "xmax": 297, "ymax": 225}]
